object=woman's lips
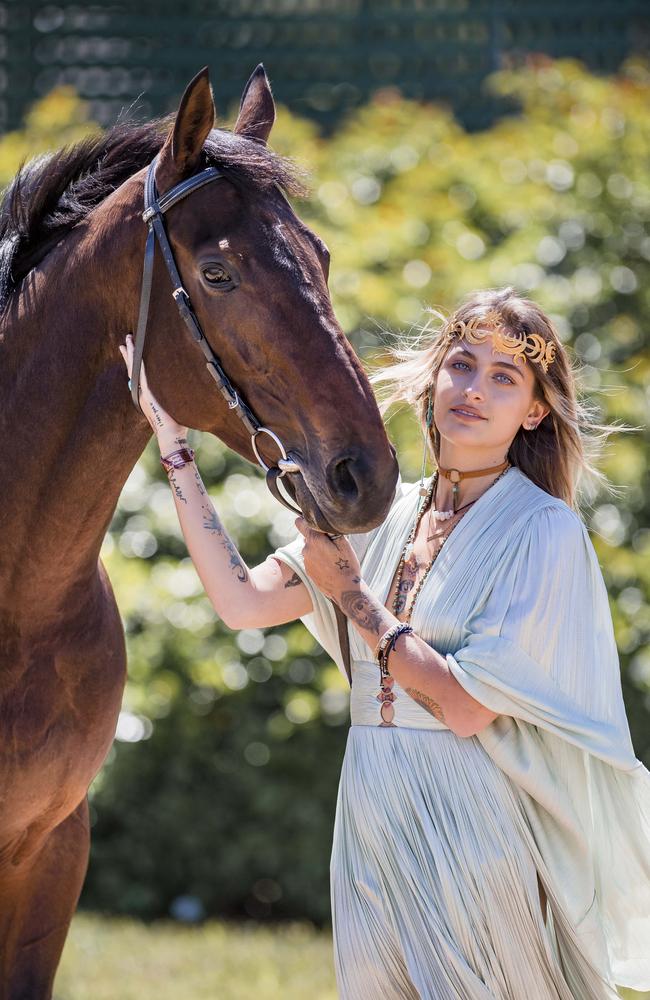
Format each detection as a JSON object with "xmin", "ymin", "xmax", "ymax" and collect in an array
[{"xmin": 450, "ymin": 408, "xmax": 486, "ymax": 421}]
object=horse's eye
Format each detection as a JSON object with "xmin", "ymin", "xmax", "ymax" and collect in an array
[{"xmin": 202, "ymin": 263, "xmax": 233, "ymax": 286}]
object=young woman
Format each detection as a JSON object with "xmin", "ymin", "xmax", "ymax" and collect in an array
[{"xmin": 120, "ymin": 286, "xmax": 650, "ymax": 999}]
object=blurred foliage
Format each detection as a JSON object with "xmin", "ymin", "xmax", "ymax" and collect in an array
[
  {"xmin": 7, "ymin": 57, "xmax": 650, "ymax": 927},
  {"xmin": 0, "ymin": 86, "xmax": 100, "ymax": 186}
]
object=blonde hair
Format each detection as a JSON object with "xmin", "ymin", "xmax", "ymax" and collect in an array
[{"xmin": 369, "ymin": 287, "xmax": 639, "ymax": 515}]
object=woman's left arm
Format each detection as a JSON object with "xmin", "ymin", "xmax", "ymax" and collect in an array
[{"xmin": 295, "ymin": 518, "xmax": 498, "ymax": 739}]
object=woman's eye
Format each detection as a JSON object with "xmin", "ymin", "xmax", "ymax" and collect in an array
[
  {"xmin": 202, "ymin": 264, "xmax": 232, "ymax": 285},
  {"xmin": 450, "ymin": 361, "xmax": 513, "ymax": 385}
]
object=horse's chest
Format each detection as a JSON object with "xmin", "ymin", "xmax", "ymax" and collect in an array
[{"xmin": 0, "ymin": 602, "xmax": 127, "ymax": 825}]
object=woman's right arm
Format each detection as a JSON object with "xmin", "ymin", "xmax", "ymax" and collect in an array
[
  {"xmin": 119, "ymin": 335, "xmax": 312, "ymax": 631},
  {"xmin": 156, "ymin": 429, "xmax": 313, "ymax": 630}
]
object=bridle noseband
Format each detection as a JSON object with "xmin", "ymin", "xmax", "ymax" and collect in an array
[{"xmin": 130, "ymin": 154, "xmax": 301, "ymax": 513}]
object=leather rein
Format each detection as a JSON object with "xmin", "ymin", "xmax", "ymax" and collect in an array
[{"xmin": 129, "ymin": 156, "xmax": 353, "ymax": 685}]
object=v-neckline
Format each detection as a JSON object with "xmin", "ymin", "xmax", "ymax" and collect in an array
[{"xmin": 380, "ymin": 465, "xmax": 518, "ymax": 616}]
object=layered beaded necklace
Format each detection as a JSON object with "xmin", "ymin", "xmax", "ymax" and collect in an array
[{"xmin": 376, "ymin": 461, "xmax": 512, "ymax": 726}]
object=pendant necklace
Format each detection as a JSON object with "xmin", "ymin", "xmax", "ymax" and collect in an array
[{"xmin": 377, "ymin": 461, "xmax": 512, "ymax": 727}]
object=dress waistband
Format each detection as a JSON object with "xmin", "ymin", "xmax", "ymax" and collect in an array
[{"xmin": 350, "ymin": 659, "xmax": 450, "ymax": 731}]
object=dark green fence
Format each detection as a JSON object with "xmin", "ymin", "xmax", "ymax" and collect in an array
[{"xmin": 1, "ymin": 1, "xmax": 649, "ymax": 133}]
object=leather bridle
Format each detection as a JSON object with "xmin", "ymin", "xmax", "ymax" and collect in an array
[
  {"xmin": 129, "ymin": 155, "xmax": 302, "ymax": 516},
  {"xmin": 129, "ymin": 155, "xmax": 354, "ymax": 685}
]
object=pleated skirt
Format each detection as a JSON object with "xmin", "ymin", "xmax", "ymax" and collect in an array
[{"xmin": 330, "ymin": 726, "xmax": 619, "ymax": 1000}]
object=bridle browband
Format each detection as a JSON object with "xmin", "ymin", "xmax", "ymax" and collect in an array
[
  {"xmin": 129, "ymin": 154, "xmax": 353, "ymax": 686},
  {"xmin": 130, "ymin": 154, "xmax": 301, "ymax": 511}
]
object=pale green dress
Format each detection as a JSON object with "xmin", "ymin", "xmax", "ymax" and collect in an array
[{"xmin": 273, "ymin": 465, "xmax": 650, "ymax": 999}]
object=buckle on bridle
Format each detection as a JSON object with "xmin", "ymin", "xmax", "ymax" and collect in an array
[{"xmin": 142, "ymin": 205, "xmax": 158, "ymax": 223}]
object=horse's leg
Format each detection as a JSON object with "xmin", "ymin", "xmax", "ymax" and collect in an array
[{"xmin": 0, "ymin": 798, "xmax": 90, "ymax": 1000}]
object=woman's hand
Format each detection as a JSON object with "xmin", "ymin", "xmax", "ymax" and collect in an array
[
  {"xmin": 295, "ymin": 516, "xmax": 362, "ymax": 604},
  {"xmin": 119, "ymin": 334, "xmax": 188, "ymax": 442}
]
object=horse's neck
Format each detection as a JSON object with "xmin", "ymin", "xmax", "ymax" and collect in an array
[{"xmin": 0, "ymin": 220, "xmax": 151, "ymax": 623}]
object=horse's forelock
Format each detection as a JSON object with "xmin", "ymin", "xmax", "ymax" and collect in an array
[{"xmin": 0, "ymin": 118, "xmax": 307, "ymax": 309}]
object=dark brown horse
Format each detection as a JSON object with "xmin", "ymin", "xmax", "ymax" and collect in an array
[{"xmin": 0, "ymin": 66, "xmax": 397, "ymax": 999}]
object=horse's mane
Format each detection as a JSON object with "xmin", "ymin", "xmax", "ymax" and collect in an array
[{"xmin": 0, "ymin": 116, "xmax": 307, "ymax": 310}]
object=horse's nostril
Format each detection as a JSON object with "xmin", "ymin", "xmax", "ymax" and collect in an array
[{"xmin": 326, "ymin": 454, "xmax": 361, "ymax": 501}]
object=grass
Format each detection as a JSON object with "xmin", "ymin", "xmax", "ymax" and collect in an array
[
  {"xmin": 55, "ymin": 914, "xmax": 337, "ymax": 1000},
  {"xmin": 55, "ymin": 914, "xmax": 649, "ymax": 1000}
]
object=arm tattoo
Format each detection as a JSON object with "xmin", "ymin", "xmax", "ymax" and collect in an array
[
  {"xmin": 405, "ymin": 687, "xmax": 446, "ymax": 724},
  {"xmin": 223, "ymin": 537, "xmax": 248, "ymax": 583},
  {"xmin": 201, "ymin": 504, "xmax": 248, "ymax": 582},
  {"xmin": 335, "ymin": 558, "xmax": 350, "ymax": 571},
  {"xmin": 284, "ymin": 571, "xmax": 303, "ymax": 589},
  {"xmin": 193, "ymin": 468, "xmax": 206, "ymax": 496},
  {"xmin": 340, "ymin": 591, "xmax": 384, "ymax": 634},
  {"xmin": 202, "ymin": 505, "xmax": 223, "ymax": 535},
  {"xmin": 167, "ymin": 471, "xmax": 187, "ymax": 504}
]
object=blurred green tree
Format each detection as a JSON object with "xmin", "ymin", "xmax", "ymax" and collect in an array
[{"xmin": 5, "ymin": 59, "xmax": 649, "ymax": 923}]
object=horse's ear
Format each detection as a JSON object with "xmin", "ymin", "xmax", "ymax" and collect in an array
[
  {"xmin": 234, "ymin": 64, "xmax": 275, "ymax": 145},
  {"xmin": 156, "ymin": 66, "xmax": 215, "ymax": 191}
]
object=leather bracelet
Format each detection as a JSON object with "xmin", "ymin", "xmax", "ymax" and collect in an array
[
  {"xmin": 160, "ymin": 446, "xmax": 196, "ymax": 473},
  {"xmin": 376, "ymin": 622, "xmax": 414, "ymax": 678}
]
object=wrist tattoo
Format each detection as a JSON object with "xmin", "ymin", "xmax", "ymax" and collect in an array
[
  {"xmin": 284, "ymin": 572, "xmax": 303, "ymax": 589},
  {"xmin": 340, "ymin": 590, "xmax": 384, "ymax": 634},
  {"xmin": 193, "ymin": 468, "xmax": 206, "ymax": 496},
  {"xmin": 405, "ymin": 687, "xmax": 446, "ymax": 724},
  {"xmin": 168, "ymin": 471, "xmax": 187, "ymax": 504}
]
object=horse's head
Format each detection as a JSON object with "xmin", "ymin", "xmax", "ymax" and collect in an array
[{"xmin": 126, "ymin": 66, "xmax": 398, "ymax": 534}]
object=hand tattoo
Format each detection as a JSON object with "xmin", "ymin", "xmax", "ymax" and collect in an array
[
  {"xmin": 405, "ymin": 687, "xmax": 446, "ymax": 724},
  {"xmin": 284, "ymin": 571, "xmax": 303, "ymax": 589},
  {"xmin": 340, "ymin": 591, "xmax": 384, "ymax": 634}
]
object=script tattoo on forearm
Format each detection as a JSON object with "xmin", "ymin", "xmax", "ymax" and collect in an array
[
  {"xmin": 193, "ymin": 468, "xmax": 206, "ymax": 496},
  {"xmin": 284, "ymin": 572, "xmax": 303, "ymax": 589},
  {"xmin": 167, "ymin": 471, "xmax": 187, "ymax": 504},
  {"xmin": 148, "ymin": 402, "xmax": 165, "ymax": 432},
  {"xmin": 340, "ymin": 590, "xmax": 385, "ymax": 634},
  {"xmin": 405, "ymin": 687, "xmax": 446, "ymax": 724}
]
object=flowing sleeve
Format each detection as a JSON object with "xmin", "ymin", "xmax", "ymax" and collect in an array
[
  {"xmin": 445, "ymin": 503, "xmax": 637, "ymax": 766},
  {"xmin": 270, "ymin": 474, "xmax": 405, "ymax": 678},
  {"xmin": 446, "ymin": 502, "xmax": 650, "ymax": 990}
]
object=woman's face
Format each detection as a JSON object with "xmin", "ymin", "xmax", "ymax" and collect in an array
[{"xmin": 433, "ymin": 331, "xmax": 550, "ymax": 457}]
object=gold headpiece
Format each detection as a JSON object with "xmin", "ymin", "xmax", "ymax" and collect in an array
[{"xmin": 442, "ymin": 308, "xmax": 556, "ymax": 372}]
